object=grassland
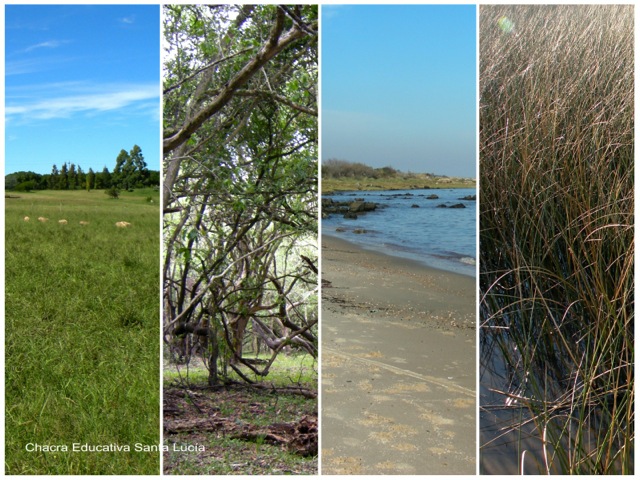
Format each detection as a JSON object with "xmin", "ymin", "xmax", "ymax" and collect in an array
[
  {"xmin": 5, "ymin": 189, "xmax": 160, "ymax": 475},
  {"xmin": 322, "ymin": 174, "xmax": 475, "ymax": 194},
  {"xmin": 479, "ymin": 5, "xmax": 633, "ymax": 474}
]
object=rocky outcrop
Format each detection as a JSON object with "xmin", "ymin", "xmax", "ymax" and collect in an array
[{"xmin": 322, "ymin": 197, "xmax": 378, "ymax": 218}]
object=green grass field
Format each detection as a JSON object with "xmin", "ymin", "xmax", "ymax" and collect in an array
[{"xmin": 5, "ymin": 189, "xmax": 160, "ymax": 475}]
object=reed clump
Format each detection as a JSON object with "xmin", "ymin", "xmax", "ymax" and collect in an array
[{"xmin": 480, "ymin": 5, "xmax": 633, "ymax": 474}]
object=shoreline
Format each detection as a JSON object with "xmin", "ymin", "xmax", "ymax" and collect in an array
[
  {"xmin": 321, "ymin": 234, "xmax": 476, "ymax": 329},
  {"xmin": 322, "ymin": 232, "xmax": 475, "ymax": 279},
  {"xmin": 321, "ymin": 234, "xmax": 476, "ymax": 474}
]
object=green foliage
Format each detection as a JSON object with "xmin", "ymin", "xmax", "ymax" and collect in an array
[
  {"xmin": 479, "ymin": 5, "xmax": 633, "ymax": 474},
  {"xmin": 9, "ymin": 145, "xmax": 160, "ymax": 193},
  {"xmin": 105, "ymin": 186, "xmax": 120, "ymax": 199},
  {"xmin": 14, "ymin": 180, "xmax": 36, "ymax": 192},
  {"xmin": 163, "ymin": 5, "xmax": 318, "ymax": 387},
  {"xmin": 5, "ymin": 190, "xmax": 160, "ymax": 474},
  {"xmin": 5, "ymin": 171, "xmax": 47, "ymax": 191}
]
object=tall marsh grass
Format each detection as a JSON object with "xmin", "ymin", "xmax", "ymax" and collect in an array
[{"xmin": 479, "ymin": 5, "xmax": 633, "ymax": 474}]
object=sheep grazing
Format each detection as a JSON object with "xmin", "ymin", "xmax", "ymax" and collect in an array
[
  {"xmin": 79, "ymin": 221, "xmax": 89, "ymax": 226},
  {"xmin": 58, "ymin": 219, "xmax": 68, "ymax": 225},
  {"xmin": 38, "ymin": 217, "xmax": 48, "ymax": 223},
  {"xmin": 115, "ymin": 221, "xmax": 132, "ymax": 228},
  {"xmin": 23, "ymin": 216, "xmax": 30, "ymax": 222}
]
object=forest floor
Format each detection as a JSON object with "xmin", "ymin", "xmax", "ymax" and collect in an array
[{"xmin": 163, "ymin": 357, "xmax": 318, "ymax": 475}]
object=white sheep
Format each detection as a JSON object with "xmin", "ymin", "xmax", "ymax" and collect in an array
[
  {"xmin": 24, "ymin": 216, "xmax": 30, "ymax": 222},
  {"xmin": 115, "ymin": 221, "xmax": 132, "ymax": 228},
  {"xmin": 58, "ymin": 219, "xmax": 68, "ymax": 225},
  {"xmin": 79, "ymin": 221, "xmax": 89, "ymax": 226},
  {"xmin": 38, "ymin": 217, "xmax": 48, "ymax": 223}
]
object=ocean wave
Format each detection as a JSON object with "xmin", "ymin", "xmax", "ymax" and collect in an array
[{"xmin": 459, "ymin": 256, "xmax": 476, "ymax": 265}]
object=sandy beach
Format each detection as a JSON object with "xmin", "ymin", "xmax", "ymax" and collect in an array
[{"xmin": 321, "ymin": 235, "xmax": 476, "ymax": 475}]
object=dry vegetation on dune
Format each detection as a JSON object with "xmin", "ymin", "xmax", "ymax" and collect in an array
[
  {"xmin": 480, "ymin": 5, "xmax": 633, "ymax": 474},
  {"xmin": 321, "ymin": 159, "xmax": 475, "ymax": 193}
]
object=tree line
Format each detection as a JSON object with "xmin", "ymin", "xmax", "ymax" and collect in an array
[{"xmin": 6, "ymin": 145, "xmax": 160, "ymax": 192}]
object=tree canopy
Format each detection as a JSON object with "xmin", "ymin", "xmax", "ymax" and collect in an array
[{"xmin": 163, "ymin": 5, "xmax": 318, "ymax": 386}]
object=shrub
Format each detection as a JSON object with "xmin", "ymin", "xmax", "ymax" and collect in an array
[
  {"xmin": 105, "ymin": 186, "xmax": 120, "ymax": 199},
  {"xmin": 321, "ymin": 158, "xmax": 377, "ymax": 179}
]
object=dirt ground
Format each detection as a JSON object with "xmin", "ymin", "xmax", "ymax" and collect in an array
[{"xmin": 321, "ymin": 235, "xmax": 476, "ymax": 475}]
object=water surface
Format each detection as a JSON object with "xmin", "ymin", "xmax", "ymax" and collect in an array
[{"xmin": 322, "ymin": 188, "xmax": 476, "ymax": 277}]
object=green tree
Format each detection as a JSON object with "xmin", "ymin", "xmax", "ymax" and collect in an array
[
  {"xmin": 87, "ymin": 168, "xmax": 95, "ymax": 192},
  {"xmin": 163, "ymin": 5, "xmax": 318, "ymax": 386},
  {"xmin": 60, "ymin": 163, "xmax": 69, "ymax": 190},
  {"xmin": 49, "ymin": 165, "xmax": 60, "ymax": 190},
  {"xmin": 112, "ymin": 149, "xmax": 128, "ymax": 189},
  {"xmin": 130, "ymin": 144, "xmax": 148, "ymax": 187},
  {"xmin": 77, "ymin": 165, "xmax": 86, "ymax": 190},
  {"xmin": 68, "ymin": 163, "xmax": 77, "ymax": 190},
  {"xmin": 100, "ymin": 166, "xmax": 112, "ymax": 189}
]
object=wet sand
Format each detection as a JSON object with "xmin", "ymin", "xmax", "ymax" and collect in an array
[{"xmin": 321, "ymin": 235, "xmax": 476, "ymax": 475}]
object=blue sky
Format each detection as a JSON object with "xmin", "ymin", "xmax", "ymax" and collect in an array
[
  {"xmin": 322, "ymin": 5, "xmax": 476, "ymax": 177},
  {"xmin": 5, "ymin": 5, "xmax": 160, "ymax": 175}
]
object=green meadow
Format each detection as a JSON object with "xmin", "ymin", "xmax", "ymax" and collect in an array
[{"xmin": 5, "ymin": 189, "xmax": 160, "ymax": 475}]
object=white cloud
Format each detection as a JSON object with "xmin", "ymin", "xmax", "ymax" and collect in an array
[
  {"xmin": 24, "ymin": 40, "xmax": 69, "ymax": 53},
  {"xmin": 322, "ymin": 5, "xmax": 350, "ymax": 21},
  {"xmin": 120, "ymin": 16, "xmax": 135, "ymax": 25},
  {"xmin": 5, "ymin": 83, "xmax": 159, "ymax": 122}
]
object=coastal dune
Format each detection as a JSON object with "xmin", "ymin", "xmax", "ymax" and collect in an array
[{"xmin": 321, "ymin": 235, "xmax": 476, "ymax": 475}]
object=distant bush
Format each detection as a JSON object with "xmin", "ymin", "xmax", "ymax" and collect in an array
[
  {"xmin": 14, "ymin": 180, "xmax": 36, "ymax": 192},
  {"xmin": 322, "ymin": 159, "xmax": 373, "ymax": 178},
  {"xmin": 105, "ymin": 186, "xmax": 120, "ymax": 199},
  {"xmin": 322, "ymin": 159, "xmax": 401, "ymax": 179},
  {"xmin": 375, "ymin": 166, "xmax": 398, "ymax": 178}
]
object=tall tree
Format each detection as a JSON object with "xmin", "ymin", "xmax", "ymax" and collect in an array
[
  {"xmin": 112, "ymin": 149, "xmax": 128, "ymax": 189},
  {"xmin": 130, "ymin": 144, "xmax": 148, "ymax": 187},
  {"xmin": 163, "ymin": 4, "xmax": 318, "ymax": 385},
  {"xmin": 59, "ymin": 163, "xmax": 69, "ymax": 190},
  {"xmin": 68, "ymin": 163, "xmax": 77, "ymax": 190},
  {"xmin": 49, "ymin": 164, "xmax": 60, "ymax": 190},
  {"xmin": 87, "ymin": 168, "xmax": 95, "ymax": 192},
  {"xmin": 100, "ymin": 166, "xmax": 112, "ymax": 189}
]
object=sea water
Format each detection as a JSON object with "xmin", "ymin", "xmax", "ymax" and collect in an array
[{"xmin": 322, "ymin": 188, "xmax": 476, "ymax": 277}]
